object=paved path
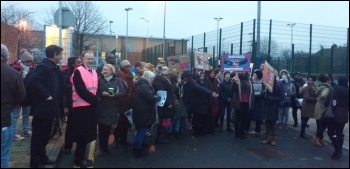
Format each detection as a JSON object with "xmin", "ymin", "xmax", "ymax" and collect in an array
[{"xmin": 9, "ymin": 108, "xmax": 348, "ymax": 168}]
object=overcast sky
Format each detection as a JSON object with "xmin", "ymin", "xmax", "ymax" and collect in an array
[{"xmin": 4, "ymin": 1, "xmax": 349, "ymax": 39}]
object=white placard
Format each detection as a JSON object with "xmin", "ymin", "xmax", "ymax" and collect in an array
[
  {"xmin": 124, "ymin": 109, "xmax": 133, "ymax": 125},
  {"xmin": 156, "ymin": 90, "xmax": 167, "ymax": 107}
]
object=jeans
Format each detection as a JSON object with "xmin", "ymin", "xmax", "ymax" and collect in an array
[
  {"xmin": 171, "ymin": 118, "xmax": 180, "ymax": 133},
  {"xmin": 179, "ymin": 117, "xmax": 187, "ymax": 135},
  {"xmin": 134, "ymin": 128, "xmax": 147, "ymax": 150},
  {"xmin": 11, "ymin": 106, "xmax": 31, "ymax": 135},
  {"xmin": 1, "ymin": 127, "xmax": 13, "ymax": 168},
  {"xmin": 278, "ymin": 107, "xmax": 290, "ymax": 126}
]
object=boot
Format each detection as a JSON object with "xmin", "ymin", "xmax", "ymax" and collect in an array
[
  {"xmin": 330, "ymin": 136, "xmax": 344, "ymax": 159},
  {"xmin": 313, "ymin": 136, "xmax": 322, "ymax": 146},
  {"xmin": 262, "ymin": 135, "xmax": 272, "ymax": 144},
  {"xmin": 270, "ymin": 136, "xmax": 276, "ymax": 146}
]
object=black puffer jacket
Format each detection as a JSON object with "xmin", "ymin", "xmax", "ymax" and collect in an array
[
  {"xmin": 332, "ymin": 85, "xmax": 349, "ymax": 123},
  {"xmin": 96, "ymin": 76, "xmax": 126, "ymax": 125},
  {"xmin": 133, "ymin": 78, "xmax": 160, "ymax": 129}
]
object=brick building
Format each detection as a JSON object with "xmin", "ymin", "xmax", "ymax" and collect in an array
[{"xmin": 1, "ymin": 22, "xmax": 19, "ymax": 64}]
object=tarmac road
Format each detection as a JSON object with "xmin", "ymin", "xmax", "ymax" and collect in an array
[{"xmin": 56, "ymin": 122, "xmax": 349, "ymax": 168}]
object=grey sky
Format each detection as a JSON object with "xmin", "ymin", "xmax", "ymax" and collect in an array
[{"xmin": 5, "ymin": 1, "xmax": 350, "ymax": 39}]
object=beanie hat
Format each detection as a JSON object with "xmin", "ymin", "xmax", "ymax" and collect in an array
[
  {"xmin": 19, "ymin": 49, "xmax": 33, "ymax": 62},
  {"xmin": 160, "ymin": 66, "xmax": 169, "ymax": 75},
  {"xmin": 120, "ymin": 60, "xmax": 131, "ymax": 68}
]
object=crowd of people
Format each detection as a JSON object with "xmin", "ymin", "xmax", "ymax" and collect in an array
[{"xmin": 1, "ymin": 43, "xmax": 349, "ymax": 168}]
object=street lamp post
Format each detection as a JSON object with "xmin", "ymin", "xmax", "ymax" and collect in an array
[
  {"xmin": 214, "ymin": 17, "xmax": 223, "ymax": 59},
  {"xmin": 109, "ymin": 20, "xmax": 113, "ymax": 52},
  {"xmin": 125, "ymin": 7, "xmax": 132, "ymax": 60},
  {"xmin": 141, "ymin": 17, "xmax": 149, "ymax": 49},
  {"xmin": 287, "ymin": 23, "xmax": 296, "ymax": 48},
  {"xmin": 163, "ymin": 2, "xmax": 166, "ymax": 60}
]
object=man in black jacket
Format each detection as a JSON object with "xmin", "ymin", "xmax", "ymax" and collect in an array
[
  {"xmin": 1, "ymin": 44, "xmax": 26, "ymax": 168},
  {"xmin": 27, "ymin": 45, "xmax": 64, "ymax": 168}
]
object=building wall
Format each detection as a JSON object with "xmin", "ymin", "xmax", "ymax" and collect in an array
[{"xmin": 1, "ymin": 22, "xmax": 19, "ymax": 64}]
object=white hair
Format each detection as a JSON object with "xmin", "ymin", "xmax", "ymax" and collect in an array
[
  {"xmin": 142, "ymin": 70, "xmax": 155, "ymax": 80},
  {"xmin": 1, "ymin": 44, "xmax": 9, "ymax": 61}
]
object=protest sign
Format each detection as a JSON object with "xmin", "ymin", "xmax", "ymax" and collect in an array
[
  {"xmin": 262, "ymin": 60, "xmax": 276, "ymax": 93},
  {"xmin": 220, "ymin": 54, "xmax": 251, "ymax": 71}
]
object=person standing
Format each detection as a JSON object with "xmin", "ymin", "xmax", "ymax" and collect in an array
[
  {"xmin": 62, "ymin": 56, "xmax": 82, "ymax": 154},
  {"xmin": 277, "ymin": 75, "xmax": 296, "ymax": 129},
  {"xmin": 114, "ymin": 60, "xmax": 135, "ymax": 147},
  {"xmin": 246, "ymin": 70, "xmax": 265, "ymax": 134},
  {"xmin": 132, "ymin": 71, "xmax": 161, "ymax": 157},
  {"xmin": 231, "ymin": 71, "xmax": 254, "ymax": 141},
  {"xmin": 314, "ymin": 74, "xmax": 332, "ymax": 147},
  {"xmin": 96, "ymin": 64, "xmax": 126, "ymax": 156},
  {"xmin": 218, "ymin": 71, "xmax": 233, "ymax": 132},
  {"xmin": 27, "ymin": 45, "xmax": 64, "ymax": 168},
  {"xmin": 70, "ymin": 50, "xmax": 98, "ymax": 167},
  {"xmin": 11, "ymin": 49, "xmax": 34, "ymax": 140},
  {"xmin": 290, "ymin": 72, "xmax": 306, "ymax": 127},
  {"xmin": 262, "ymin": 75, "xmax": 284, "ymax": 146},
  {"xmin": 299, "ymin": 75, "xmax": 317, "ymax": 139},
  {"xmin": 153, "ymin": 66, "xmax": 175, "ymax": 144},
  {"xmin": 96, "ymin": 53, "xmax": 117, "ymax": 77},
  {"xmin": 327, "ymin": 77, "xmax": 348, "ymax": 159},
  {"xmin": 1, "ymin": 44, "xmax": 26, "ymax": 168}
]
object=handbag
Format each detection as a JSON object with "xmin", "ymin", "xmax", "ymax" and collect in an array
[
  {"xmin": 322, "ymin": 87, "xmax": 334, "ymax": 119},
  {"xmin": 161, "ymin": 118, "xmax": 171, "ymax": 127},
  {"xmin": 322, "ymin": 105, "xmax": 334, "ymax": 119}
]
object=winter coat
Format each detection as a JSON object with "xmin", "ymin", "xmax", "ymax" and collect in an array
[
  {"xmin": 231, "ymin": 77, "xmax": 254, "ymax": 110},
  {"xmin": 96, "ymin": 76, "xmax": 126, "ymax": 126},
  {"xmin": 248, "ymin": 79, "xmax": 265, "ymax": 121},
  {"xmin": 62, "ymin": 69, "xmax": 74, "ymax": 109},
  {"xmin": 315, "ymin": 83, "xmax": 331, "ymax": 120},
  {"xmin": 332, "ymin": 85, "xmax": 349, "ymax": 123},
  {"xmin": 118, "ymin": 68, "xmax": 135, "ymax": 114},
  {"xmin": 133, "ymin": 78, "xmax": 161, "ymax": 129},
  {"xmin": 71, "ymin": 66, "xmax": 99, "ymax": 143},
  {"xmin": 1, "ymin": 61, "xmax": 26, "ymax": 128},
  {"xmin": 301, "ymin": 84, "xmax": 317, "ymax": 118},
  {"xmin": 279, "ymin": 80, "xmax": 296, "ymax": 108},
  {"xmin": 27, "ymin": 58, "xmax": 63, "ymax": 119},
  {"xmin": 153, "ymin": 75, "xmax": 175, "ymax": 119},
  {"xmin": 209, "ymin": 77, "xmax": 219, "ymax": 118},
  {"xmin": 182, "ymin": 79, "xmax": 213, "ymax": 113},
  {"xmin": 263, "ymin": 83, "xmax": 284, "ymax": 121},
  {"xmin": 219, "ymin": 79, "xmax": 232, "ymax": 104},
  {"xmin": 191, "ymin": 78, "xmax": 212, "ymax": 115}
]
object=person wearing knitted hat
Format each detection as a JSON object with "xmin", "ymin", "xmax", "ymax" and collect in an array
[
  {"xmin": 113, "ymin": 60, "xmax": 135, "ymax": 148},
  {"xmin": 10, "ymin": 49, "xmax": 34, "ymax": 141},
  {"xmin": 133, "ymin": 62, "xmax": 144, "ymax": 84}
]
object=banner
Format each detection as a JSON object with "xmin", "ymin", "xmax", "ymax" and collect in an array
[
  {"xmin": 194, "ymin": 51, "xmax": 211, "ymax": 70},
  {"xmin": 220, "ymin": 54, "xmax": 251, "ymax": 71},
  {"xmin": 262, "ymin": 60, "xmax": 276, "ymax": 93},
  {"xmin": 168, "ymin": 55, "xmax": 191, "ymax": 74}
]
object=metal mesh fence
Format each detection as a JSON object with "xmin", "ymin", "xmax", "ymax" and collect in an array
[{"xmin": 143, "ymin": 19, "xmax": 348, "ymax": 76}]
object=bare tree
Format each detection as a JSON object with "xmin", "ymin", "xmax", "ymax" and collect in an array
[
  {"xmin": 44, "ymin": 1, "xmax": 107, "ymax": 56},
  {"xmin": 259, "ymin": 37, "xmax": 279, "ymax": 58},
  {"xmin": 1, "ymin": 1, "xmax": 44, "ymax": 55}
]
